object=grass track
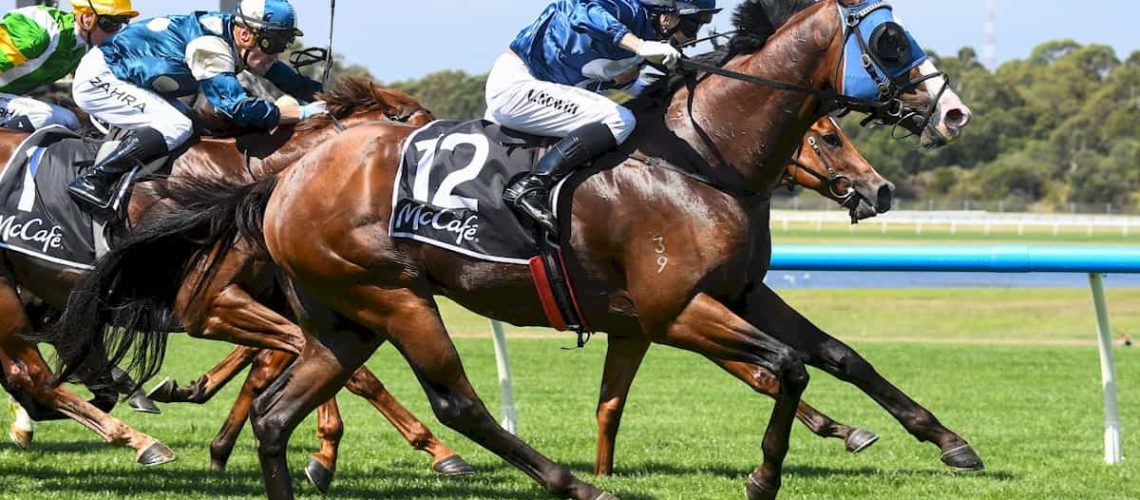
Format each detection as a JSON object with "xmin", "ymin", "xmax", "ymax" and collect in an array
[{"xmin": 2, "ymin": 288, "xmax": 1137, "ymax": 499}]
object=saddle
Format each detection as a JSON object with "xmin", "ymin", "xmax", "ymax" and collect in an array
[
  {"xmin": 392, "ymin": 119, "xmax": 590, "ymax": 335},
  {"xmin": 0, "ymin": 126, "xmax": 178, "ymax": 269}
]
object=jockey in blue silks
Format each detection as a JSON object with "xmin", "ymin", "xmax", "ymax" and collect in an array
[
  {"xmin": 67, "ymin": 0, "xmax": 327, "ymax": 213},
  {"xmin": 486, "ymin": 0, "xmax": 720, "ymax": 235}
]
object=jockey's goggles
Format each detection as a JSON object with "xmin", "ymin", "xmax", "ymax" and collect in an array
[
  {"xmin": 676, "ymin": 12, "xmax": 714, "ymax": 39},
  {"xmin": 96, "ymin": 14, "xmax": 131, "ymax": 33},
  {"xmin": 254, "ymin": 29, "xmax": 295, "ymax": 55}
]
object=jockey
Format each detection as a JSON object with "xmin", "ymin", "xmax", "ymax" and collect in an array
[
  {"xmin": 486, "ymin": 0, "xmax": 719, "ymax": 234},
  {"xmin": 67, "ymin": 0, "xmax": 326, "ymax": 213},
  {"xmin": 0, "ymin": 0, "xmax": 138, "ymax": 131}
]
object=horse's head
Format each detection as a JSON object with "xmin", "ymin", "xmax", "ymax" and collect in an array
[
  {"xmin": 821, "ymin": 0, "xmax": 971, "ymax": 148},
  {"xmin": 781, "ymin": 117, "xmax": 892, "ymax": 222}
]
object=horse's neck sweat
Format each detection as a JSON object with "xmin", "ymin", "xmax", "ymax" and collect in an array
[{"xmin": 665, "ymin": 7, "xmax": 839, "ymax": 195}]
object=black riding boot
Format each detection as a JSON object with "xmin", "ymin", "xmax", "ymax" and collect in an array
[
  {"xmin": 67, "ymin": 127, "xmax": 168, "ymax": 212},
  {"xmin": 504, "ymin": 122, "xmax": 616, "ymax": 235}
]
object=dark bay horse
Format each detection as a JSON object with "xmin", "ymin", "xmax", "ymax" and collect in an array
[
  {"xmin": 1, "ymin": 78, "xmax": 451, "ymax": 470},
  {"xmin": 138, "ymin": 115, "xmax": 892, "ymax": 484},
  {"xmin": 58, "ymin": 1, "xmax": 978, "ymax": 498}
]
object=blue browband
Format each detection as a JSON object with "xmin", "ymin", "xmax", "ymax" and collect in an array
[{"xmin": 839, "ymin": 1, "xmax": 929, "ymax": 102}]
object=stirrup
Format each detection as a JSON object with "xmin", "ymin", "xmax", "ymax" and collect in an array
[
  {"xmin": 515, "ymin": 194, "xmax": 558, "ymax": 236},
  {"xmin": 67, "ymin": 184, "xmax": 114, "ymax": 211}
]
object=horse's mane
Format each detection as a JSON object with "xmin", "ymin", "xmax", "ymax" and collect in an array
[
  {"xmin": 627, "ymin": 0, "xmax": 819, "ymax": 111},
  {"xmin": 297, "ymin": 76, "xmax": 429, "ymax": 131},
  {"xmin": 728, "ymin": 0, "xmax": 820, "ymax": 55}
]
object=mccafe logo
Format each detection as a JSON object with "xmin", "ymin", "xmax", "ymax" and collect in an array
[
  {"xmin": 394, "ymin": 201, "xmax": 479, "ymax": 245},
  {"xmin": 0, "ymin": 215, "xmax": 64, "ymax": 253}
]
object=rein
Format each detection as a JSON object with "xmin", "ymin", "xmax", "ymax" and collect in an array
[{"xmin": 675, "ymin": 1, "xmax": 944, "ymax": 127}]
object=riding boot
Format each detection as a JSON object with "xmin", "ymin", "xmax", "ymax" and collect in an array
[
  {"xmin": 67, "ymin": 127, "xmax": 168, "ymax": 212},
  {"xmin": 504, "ymin": 122, "xmax": 616, "ymax": 235}
]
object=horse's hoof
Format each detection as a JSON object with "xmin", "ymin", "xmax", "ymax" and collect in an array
[
  {"xmin": 304, "ymin": 458, "xmax": 334, "ymax": 495},
  {"xmin": 941, "ymin": 443, "xmax": 984, "ymax": 472},
  {"xmin": 591, "ymin": 492, "xmax": 620, "ymax": 500},
  {"xmin": 137, "ymin": 441, "xmax": 177, "ymax": 467},
  {"xmin": 745, "ymin": 476, "xmax": 779, "ymax": 500},
  {"xmin": 128, "ymin": 392, "xmax": 162, "ymax": 414},
  {"xmin": 8, "ymin": 401, "xmax": 33, "ymax": 450},
  {"xmin": 145, "ymin": 377, "xmax": 177, "ymax": 403},
  {"xmin": 8, "ymin": 428, "xmax": 32, "ymax": 450},
  {"xmin": 845, "ymin": 428, "xmax": 880, "ymax": 453},
  {"xmin": 432, "ymin": 454, "xmax": 475, "ymax": 477},
  {"xmin": 209, "ymin": 459, "xmax": 227, "ymax": 473}
]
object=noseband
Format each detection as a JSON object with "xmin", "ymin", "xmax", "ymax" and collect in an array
[{"xmin": 783, "ymin": 135, "xmax": 862, "ymax": 210}]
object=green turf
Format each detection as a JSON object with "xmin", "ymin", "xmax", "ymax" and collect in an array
[{"xmin": 2, "ymin": 289, "xmax": 1138, "ymax": 499}]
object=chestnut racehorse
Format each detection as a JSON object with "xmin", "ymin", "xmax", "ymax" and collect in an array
[
  {"xmin": 138, "ymin": 115, "xmax": 893, "ymax": 483},
  {"xmin": 2, "ymin": 79, "xmax": 465, "ymax": 475},
  {"xmin": 58, "ymin": 2, "xmax": 979, "ymax": 498}
]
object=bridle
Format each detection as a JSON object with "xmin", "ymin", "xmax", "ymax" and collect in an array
[
  {"xmin": 677, "ymin": 1, "xmax": 947, "ymax": 132},
  {"xmin": 782, "ymin": 134, "xmax": 862, "ymax": 211}
]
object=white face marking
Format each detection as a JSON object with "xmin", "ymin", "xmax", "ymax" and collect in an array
[{"xmin": 918, "ymin": 60, "xmax": 971, "ymax": 135}]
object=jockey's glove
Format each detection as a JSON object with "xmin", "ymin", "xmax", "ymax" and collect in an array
[
  {"xmin": 637, "ymin": 41, "xmax": 682, "ymax": 70},
  {"xmin": 299, "ymin": 101, "xmax": 330, "ymax": 121}
]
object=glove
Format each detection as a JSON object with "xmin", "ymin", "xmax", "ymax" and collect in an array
[
  {"xmin": 637, "ymin": 41, "xmax": 682, "ymax": 69},
  {"xmin": 298, "ymin": 101, "xmax": 329, "ymax": 121}
]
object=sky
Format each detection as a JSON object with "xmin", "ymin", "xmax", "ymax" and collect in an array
[{"xmin": 52, "ymin": 1, "xmax": 1140, "ymax": 82}]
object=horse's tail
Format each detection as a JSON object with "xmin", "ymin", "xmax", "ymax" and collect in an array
[{"xmin": 47, "ymin": 176, "xmax": 278, "ymax": 386}]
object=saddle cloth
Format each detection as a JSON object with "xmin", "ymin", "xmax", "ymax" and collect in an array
[
  {"xmin": 0, "ymin": 126, "xmax": 102, "ymax": 269},
  {"xmin": 391, "ymin": 119, "xmax": 557, "ymax": 264}
]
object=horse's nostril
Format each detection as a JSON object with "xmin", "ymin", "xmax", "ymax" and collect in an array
[
  {"xmin": 944, "ymin": 108, "xmax": 969, "ymax": 129},
  {"xmin": 876, "ymin": 184, "xmax": 893, "ymax": 213}
]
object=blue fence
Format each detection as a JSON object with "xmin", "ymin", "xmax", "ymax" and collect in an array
[
  {"xmin": 768, "ymin": 244, "xmax": 1131, "ymax": 465},
  {"xmin": 770, "ymin": 244, "xmax": 1140, "ymax": 274}
]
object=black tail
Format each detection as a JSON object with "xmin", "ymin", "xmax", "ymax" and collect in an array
[{"xmin": 47, "ymin": 176, "xmax": 278, "ymax": 386}]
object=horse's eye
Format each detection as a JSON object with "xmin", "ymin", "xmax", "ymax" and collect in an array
[{"xmin": 822, "ymin": 133, "xmax": 842, "ymax": 147}]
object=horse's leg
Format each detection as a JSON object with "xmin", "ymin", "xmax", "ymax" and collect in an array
[
  {"xmin": 3, "ymin": 342, "xmax": 175, "ymax": 465},
  {"xmin": 247, "ymin": 306, "xmax": 381, "ymax": 500},
  {"xmin": 593, "ymin": 335, "xmax": 873, "ymax": 477},
  {"xmin": 711, "ymin": 359, "xmax": 879, "ymax": 453},
  {"xmin": 178, "ymin": 242, "xmax": 304, "ymax": 355},
  {"xmin": 6, "ymin": 395, "xmax": 32, "ymax": 449},
  {"xmin": 322, "ymin": 286, "xmax": 606, "ymax": 500},
  {"xmin": 653, "ymin": 293, "xmax": 807, "ymax": 500},
  {"xmin": 0, "ymin": 277, "xmax": 174, "ymax": 464},
  {"xmin": 343, "ymin": 365, "xmax": 474, "ymax": 476},
  {"xmin": 305, "ymin": 397, "xmax": 343, "ymax": 495},
  {"xmin": 149, "ymin": 345, "xmax": 260, "ymax": 404},
  {"xmin": 742, "ymin": 284, "xmax": 983, "ymax": 470},
  {"xmin": 209, "ymin": 349, "xmax": 291, "ymax": 472},
  {"xmin": 594, "ymin": 335, "xmax": 651, "ymax": 476},
  {"xmin": 109, "ymin": 367, "xmax": 161, "ymax": 414}
]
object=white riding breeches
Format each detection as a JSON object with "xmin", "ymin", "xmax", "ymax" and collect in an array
[
  {"xmin": 0, "ymin": 94, "xmax": 79, "ymax": 131},
  {"xmin": 71, "ymin": 49, "xmax": 193, "ymax": 149},
  {"xmin": 484, "ymin": 51, "xmax": 636, "ymax": 144}
]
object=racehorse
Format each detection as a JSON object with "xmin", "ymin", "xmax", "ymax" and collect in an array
[
  {"xmin": 137, "ymin": 114, "xmax": 892, "ymax": 484},
  {"xmin": 57, "ymin": 1, "xmax": 978, "ymax": 498},
  {"xmin": 1, "ymin": 77, "xmax": 457, "ymax": 473}
]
